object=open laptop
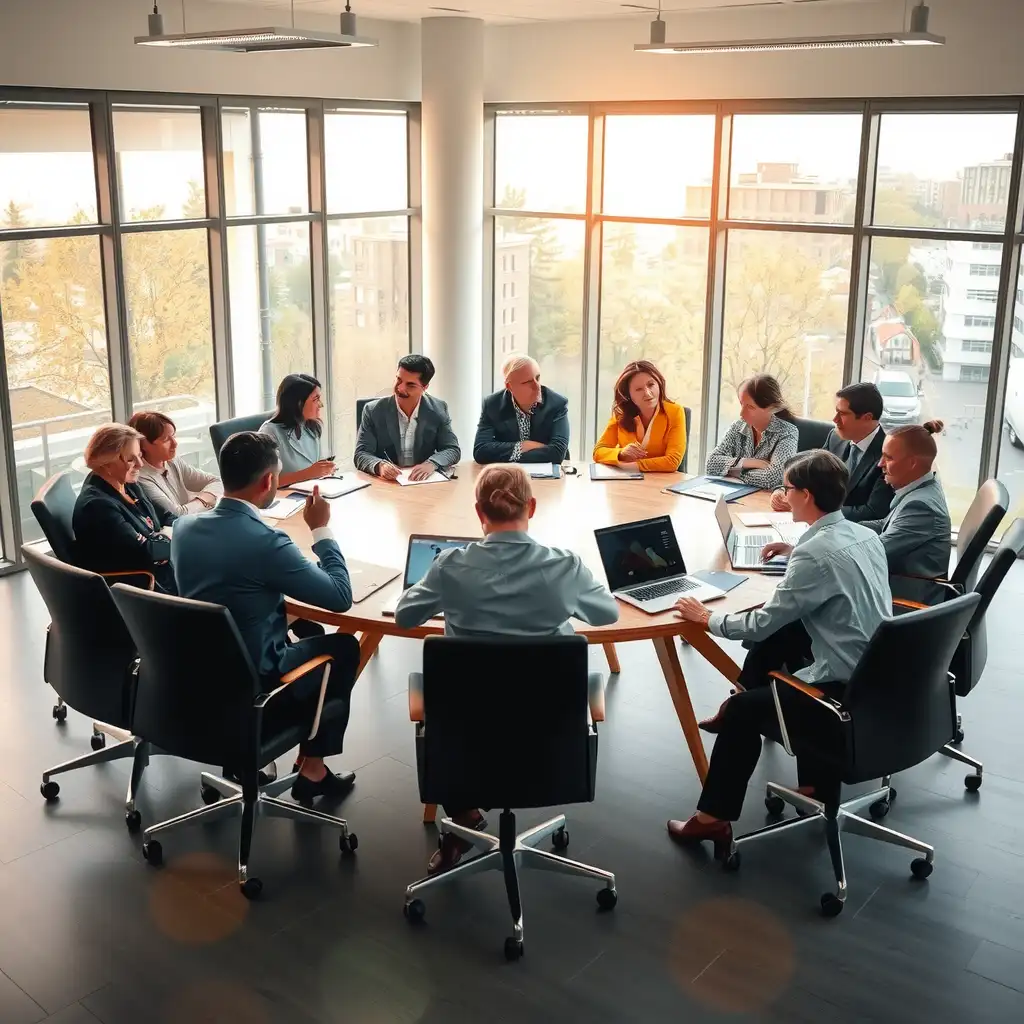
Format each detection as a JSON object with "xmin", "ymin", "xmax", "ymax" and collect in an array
[
  {"xmin": 714, "ymin": 496, "xmax": 790, "ymax": 571},
  {"xmin": 381, "ymin": 533, "xmax": 477, "ymax": 616},
  {"xmin": 594, "ymin": 516, "xmax": 725, "ymax": 613}
]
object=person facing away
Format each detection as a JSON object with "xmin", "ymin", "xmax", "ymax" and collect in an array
[
  {"xmin": 705, "ymin": 373, "xmax": 799, "ymax": 490},
  {"xmin": 473, "ymin": 354, "xmax": 570, "ymax": 465},
  {"xmin": 259, "ymin": 373, "xmax": 336, "ymax": 488},
  {"xmin": 130, "ymin": 410, "xmax": 222, "ymax": 518},
  {"xmin": 171, "ymin": 431, "xmax": 360, "ymax": 804},
  {"xmin": 353, "ymin": 354, "xmax": 461, "ymax": 482},
  {"xmin": 72, "ymin": 423, "xmax": 177, "ymax": 593},
  {"xmin": 395, "ymin": 464, "xmax": 619, "ymax": 876},
  {"xmin": 860, "ymin": 419, "xmax": 951, "ymax": 581},
  {"xmin": 668, "ymin": 450, "xmax": 892, "ymax": 855},
  {"xmin": 770, "ymin": 382, "xmax": 893, "ymax": 522},
  {"xmin": 592, "ymin": 360, "xmax": 688, "ymax": 472}
]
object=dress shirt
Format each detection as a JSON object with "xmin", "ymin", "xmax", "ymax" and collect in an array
[
  {"xmin": 510, "ymin": 398, "xmax": 537, "ymax": 463},
  {"xmin": 705, "ymin": 415, "xmax": 799, "ymax": 491},
  {"xmin": 396, "ymin": 400, "xmax": 420, "ymax": 467},
  {"xmin": 707, "ymin": 510, "xmax": 891, "ymax": 684},
  {"xmin": 219, "ymin": 495, "xmax": 334, "ymax": 545},
  {"xmin": 137, "ymin": 458, "xmax": 221, "ymax": 517}
]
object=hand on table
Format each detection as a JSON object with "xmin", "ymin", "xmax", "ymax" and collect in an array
[
  {"xmin": 302, "ymin": 486, "xmax": 331, "ymax": 530},
  {"xmin": 377, "ymin": 461, "xmax": 401, "ymax": 481},
  {"xmin": 407, "ymin": 461, "xmax": 437, "ymax": 482},
  {"xmin": 618, "ymin": 442, "xmax": 648, "ymax": 464},
  {"xmin": 770, "ymin": 488, "xmax": 791, "ymax": 512},
  {"xmin": 674, "ymin": 596, "xmax": 711, "ymax": 628},
  {"xmin": 761, "ymin": 541, "xmax": 793, "ymax": 562}
]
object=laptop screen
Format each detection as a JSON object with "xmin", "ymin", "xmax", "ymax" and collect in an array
[
  {"xmin": 594, "ymin": 516, "xmax": 686, "ymax": 591},
  {"xmin": 403, "ymin": 535, "xmax": 475, "ymax": 589},
  {"xmin": 713, "ymin": 496, "xmax": 735, "ymax": 548}
]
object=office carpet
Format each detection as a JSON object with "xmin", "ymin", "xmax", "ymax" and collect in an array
[{"xmin": 1, "ymin": 564, "xmax": 1023, "ymax": 1023}]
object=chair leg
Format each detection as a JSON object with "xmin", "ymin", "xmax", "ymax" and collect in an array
[
  {"xmin": 840, "ymin": 810, "xmax": 935, "ymax": 862},
  {"xmin": 940, "ymin": 743, "xmax": 983, "ymax": 784},
  {"xmin": 238, "ymin": 793, "xmax": 257, "ymax": 889},
  {"xmin": 440, "ymin": 818, "xmax": 501, "ymax": 853},
  {"xmin": 93, "ymin": 721, "xmax": 133, "ymax": 744},
  {"xmin": 500, "ymin": 811, "xmax": 524, "ymax": 953},
  {"xmin": 42, "ymin": 736, "xmax": 137, "ymax": 783},
  {"xmin": 406, "ymin": 849, "xmax": 503, "ymax": 901},
  {"xmin": 840, "ymin": 783, "xmax": 894, "ymax": 816},
  {"xmin": 734, "ymin": 812, "xmax": 822, "ymax": 850},
  {"xmin": 260, "ymin": 795, "xmax": 350, "ymax": 835},
  {"xmin": 521, "ymin": 847, "xmax": 617, "ymax": 888},
  {"xmin": 256, "ymin": 771, "xmax": 296, "ymax": 799},
  {"xmin": 766, "ymin": 781, "xmax": 825, "ymax": 818},
  {"xmin": 516, "ymin": 813, "xmax": 566, "ymax": 849},
  {"xmin": 143, "ymin": 793, "xmax": 243, "ymax": 839},
  {"xmin": 824, "ymin": 812, "xmax": 848, "ymax": 911},
  {"xmin": 125, "ymin": 739, "xmax": 150, "ymax": 818},
  {"xmin": 198, "ymin": 771, "xmax": 242, "ymax": 800}
]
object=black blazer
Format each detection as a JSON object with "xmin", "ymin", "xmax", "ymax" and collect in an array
[
  {"xmin": 72, "ymin": 474, "xmax": 177, "ymax": 593},
  {"xmin": 473, "ymin": 387, "xmax": 570, "ymax": 465},
  {"xmin": 824, "ymin": 427, "xmax": 893, "ymax": 523}
]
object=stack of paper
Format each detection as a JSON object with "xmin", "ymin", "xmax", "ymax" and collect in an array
[{"xmin": 396, "ymin": 469, "xmax": 449, "ymax": 486}]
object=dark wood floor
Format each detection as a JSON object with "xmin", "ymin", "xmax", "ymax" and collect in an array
[{"xmin": 2, "ymin": 564, "xmax": 1024, "ymax": 1023}]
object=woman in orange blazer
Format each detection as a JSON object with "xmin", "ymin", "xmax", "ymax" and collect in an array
[{"xmin": 593, "ymin": 360, "xmax": 687, "ymax": 473}]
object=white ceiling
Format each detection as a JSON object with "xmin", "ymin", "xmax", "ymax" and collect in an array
[{"xmin": 212, "ymin": 0, "xmax": 874, "ymax": 27}]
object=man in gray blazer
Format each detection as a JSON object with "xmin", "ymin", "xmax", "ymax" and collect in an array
[
  {"xmin": 353, "ymin": 354, "xmax": 461, "ymax": 480},
  {"xmin": 172, "ymin": 431, "xmax": 360, "ymax": 805}
]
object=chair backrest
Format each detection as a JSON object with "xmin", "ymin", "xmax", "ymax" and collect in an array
[
  {"xmin": 356, "ymin": 397, "xmax": 373, "ymax": 429},
  {"xmin": 209, "ymin": 411, "xmax": 271, "ymax": 456},
  {"xmin": 841, "ymin": 592, "xmax": 981, "ymax": 782},
  {"xmin": 792, "ymin": 415, "xmax": 833, "ymax": 452},
  {"xmin": 31, "ymin": 471, "xmax": 78, "ymax": 564},
  {"xmin": 110, "ymin": 584, "xmax": 262, "ymax": 768},
  {"xmin": 22, "ymin": 545, "xmax": 137, "ymax": 729},
  {"xmin": 680, "ymin": 405, "xmax": 692, "ymax": 473},
  {"xmin": 949, "ymin": 478, "xmax": 1009, "ymax": 591},
  {"xmin": 418, "ymin": 636, "xmax": 596, "ymax": 811}
]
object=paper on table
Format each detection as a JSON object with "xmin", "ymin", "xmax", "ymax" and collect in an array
[
  {"xmin": 261, "ymin": 495, "xmax": 305, "ymax": 519},
  {"xmin": 523, "ymin": 463, "xmax": 555, "ymax": 478},
  {"xmin": 738, "ymin": 512, "xmax": 796, "ymax": 527},
  {"xmin": 397, "ymin": 469, "xmax": 449, "ymax": 486},
  {"xmin": 687, "ymin": 482, "xmax": 737, "ymax": 501}
]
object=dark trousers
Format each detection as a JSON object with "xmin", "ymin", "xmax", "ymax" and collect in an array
[
  {"xmin": 263, "ymin": 632, "xmax": 360, "ymax": 759},
  {"xmin": 737, "ymin": 619, "xmax": 814, "ymax": 691}
]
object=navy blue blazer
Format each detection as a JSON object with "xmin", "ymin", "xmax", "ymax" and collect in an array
[
  {"xmin": 171, "ymin": 499, "xmax": 352, "ymax": 680},
  {"xmin": 473, "ymin": 386, "xmax": 570, "ymax": 464}
]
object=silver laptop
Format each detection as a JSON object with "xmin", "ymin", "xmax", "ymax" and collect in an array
[
  {"xmin": 713, "ymin": 497, "xmax": 790, "ymax": 572},
  {"xmin": 594, "ymin": 516, "xmax": 725, "ymax": 613},
  {"xmin": 347, "ymin": 560, "xmax": 402, "ymax": 603},
  {"xmin": 381, "ymin": 533, "xmax": 477, "ymax": 616}
]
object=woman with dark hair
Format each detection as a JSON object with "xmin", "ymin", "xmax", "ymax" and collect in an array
[
  {"xmin": 593, "ymin": 360, "xmax": 687, "ymax": 472},
  {"xmin": 706, "ymin": 373, "xmax": 799, "ymax": 490},
  {"xmin": 259, "ymin": 373, "xmax": 336, "ymax": 487}
]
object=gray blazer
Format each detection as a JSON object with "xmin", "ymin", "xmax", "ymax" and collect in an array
[
  {"xmin": 862, "ymin": 471, "xmax": 950, "ymax": 580},
  {"xmin": 353, "ymin": 394, "xmax": 461, "ymax": 475}
]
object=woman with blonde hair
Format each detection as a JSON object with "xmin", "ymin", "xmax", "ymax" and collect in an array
[
  {"xmin": 395, "ymin": 464, "xmax": 618, "ymax": 874},
  {"xmin": 72, "ymin": 423, "xmax": 177, "ymax": 592}
]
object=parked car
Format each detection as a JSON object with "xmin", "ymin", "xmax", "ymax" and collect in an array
[
  {"xmin": 1004, "ymin": 361, "xmax": 1024, "ymax": 448},
  {"xmin": 874, "ymin": 368, "xmax": 922, "ymax": 427}
]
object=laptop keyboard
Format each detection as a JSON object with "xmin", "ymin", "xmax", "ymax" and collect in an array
[
  {"xmin": 743, "ymin": 531, "xmax": 775, "ymax": 548},
  {"xmin": 629, "ymin": 577, "xmax": 700, "ymax": 602}
]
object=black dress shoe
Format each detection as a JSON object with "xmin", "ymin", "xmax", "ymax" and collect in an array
[
  {"xmin": 291, "ymin": 767, "xmax": 356, "ymax": 805},
  {"xmin": 222, "ymin": 762, "xmax": 278, "ymax": 787}
]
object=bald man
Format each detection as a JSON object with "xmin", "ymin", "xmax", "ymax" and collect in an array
[
  {"xmin": 861, "ymin": 419, "xmax": 951, "ymax": 580},
  {"xmin": 473, "ymin": 354, "xmax": 570, "ymax": 465}
]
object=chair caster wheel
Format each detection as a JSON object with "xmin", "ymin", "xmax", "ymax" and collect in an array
[
  {"xmin": 552, "ymin": 827, "xmax": 569, "ymax": 850},
  {"xmin": 200, "ymin": 785, "xmax": 221, "ymax": 805},
  {"xmin": 722, "ymin": 851, "xmax": 741, "ymax": 872},
  {"xmin": 142, "ymin": 840, "xmax": 163, "ymax": 866},
  {"xmin": 869, "ymin": 799, "xmax": 890, "ymax": 819},
  {"xmin": 125, "ymin": 809, "xmax": 142, "ymax": 833},
  {"xmin": 965, "ymin": 774, "xmax": 982, "ymax": 793},
  {"xmin": 404, "ymin": 898, "xmax": 425, "ymax": 923},
  {"xmin": 90, "ymin": 732, "xmax": 106, "ymax": 751},
  {"xmin": 765, "ymin": 795, "xmax": 785, "ymax": 818},
  {"xmin": 820, "ymin": 893, "xmax": 845, "ymax": 917},
  {"xmin": 504, "ymin": 936, "xmax": 524, "ymax": 961},
  {"xmin": 241, "ymin": 877, "xmax": 263, "ymax": 899},
  {"xmin": 52, "ymin": 703, "xmax": 67, "ymax": 723},
  {"xmin": 910, "ymin": 857, "xmax": 933, "ymax": 880},
  {"xmin": 40, "ymin": 780, "xmax": 59, "ymax": 802},
  {"xmin": 953, "ymin": 727, "xmax": 965, "ymax": 744},
  {"xmin": 596, "ymin": 886, "xmax": 617, "ymax": 911},
  {"xmin": 340, "ymin": 833, "xmax": 358, "ymax": 855}
]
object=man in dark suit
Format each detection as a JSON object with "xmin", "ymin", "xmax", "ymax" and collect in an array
[
  {"xmin": 172, "ymin": 431, "xmax": 360, "ymax": 805},
  {"xmin": 772, "ymin": 382, "xmax": 892, "ymax": 522},
  {"xmin": 473, "ymin": 354, "xmax": 570, "ymax": 464},
  {"xmin": 353, "ymin": 354, "xmax": 461, "ymax": 481}
]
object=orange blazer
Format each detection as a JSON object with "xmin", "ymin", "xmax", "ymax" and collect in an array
[{"xmin": 592, "ymin": 400, "xmax": 687, "ymax": 473}]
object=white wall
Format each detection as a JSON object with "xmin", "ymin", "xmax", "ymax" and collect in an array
[
  {"xmin": 0, "ymin": 0, "xmax": 419, "ymax": 100},
  {"xmin": 483, "ymin": 0, "xmax": 1024, "ymax": 103}
]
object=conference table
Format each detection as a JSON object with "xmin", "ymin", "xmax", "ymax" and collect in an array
[{"xmin": 279, "ymin": 464, "xmax": 780, "ymax": 820}]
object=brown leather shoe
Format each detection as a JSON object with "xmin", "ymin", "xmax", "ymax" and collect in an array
[
  {"xmin": 667, "ymin": 815, "xmax": 734, "ymax": 858},
  {"xmin": 698, "ymin": 698, "xmax": 731, "ymax": 735},
  {"xmin": 427, "ymin": 833, "xmax": 473, "ymax": 875}
]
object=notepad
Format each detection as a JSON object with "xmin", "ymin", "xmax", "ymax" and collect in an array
[
  {"xmin": 397, "ymin": 469, "xmax": 449, "ymax": 486},
  {"xmin": 289, "ymin": 476, "xmax": 370, "ymax": 499},
  {"xmin": 738, "ymin": 512, "xmax": 795, "ymax": 528},
  {"xmin": 590, "ymin": 463, "xmax": 643, "ymax": 481},
  {"xmin": 260, "ymin": 495, "xmax": 305, "ymax": 519}
]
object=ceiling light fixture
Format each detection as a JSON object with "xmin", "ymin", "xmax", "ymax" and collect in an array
[
  {"xmin": 635, "ymin": 1, "xmax": 944, "ymax": 54},
  {"xmin": 135, "ymin": 1, "xmax": 377, "ymax": 53}
]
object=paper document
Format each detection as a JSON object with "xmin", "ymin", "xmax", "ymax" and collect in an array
[
  {"xmin": 289, "ymin": 476, "xmax": 369, "ymax": 499},
  {"xmin": 738, "ymin": 512, "xmax": 796, "ymax": 527},
  {"xmin": 397, "ymin": 469, "xmax": 449, "ymax": 486},
  {"xmin": 261, "ymin": 495, "xmax": 305, "ymax": 519},
  {"xmin": 687, "ymin": 482, "xmax": 738, "ymax": 501},
  {"xmin": 524, "ymin": 463, "xmax": 556, "ymax": 478}
]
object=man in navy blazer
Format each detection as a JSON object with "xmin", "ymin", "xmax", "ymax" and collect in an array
[
  {"xmin": 172, "ymin": 431, "xmax": 360, "ymax": 804},
  {"xmin": 473, "ymin": 354, "xmax": 570, "ymax": 464}
]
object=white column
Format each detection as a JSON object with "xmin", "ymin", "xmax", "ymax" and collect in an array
[{"xmin": 420, "ymin": 16, "xmax": 485, "ymax": 451}]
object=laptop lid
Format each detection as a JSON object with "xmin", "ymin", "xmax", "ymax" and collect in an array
[
  {"xmin": 714, "ymin": 495, "xmax": 737, "ymax": 550},
  {"xmin": 594, "ymin": 516, "xmax": 687, "ymax": 592},
  {"xmin": 402, "ymin": 534, "xmax": 476, "ymax": 589}
]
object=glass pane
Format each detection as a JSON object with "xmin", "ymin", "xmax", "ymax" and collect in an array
[
  {"xmin": 325, "ymin": 111, "xmax": 408, "ymax": 214},
  {"xmin": 495, "ymin": 114, "xmax": 589, "ymax": 214},
  {"xmin": 0, "ymin": 105, "xmax": 97, "ymax": 226},
  {"xmin": 228, "ymin": 223, "xmax": 314, "ymax": 416},
  {"xmin": 603, "ymin": 115, "xmax": 716, "ymax": 219},
  {"xmin": 113, "ymin": 106, "xmax": 205, "ymax": 222},
  {"xmin": 122, "ymin": 228, "xmax": 217, "ymax": 471},
  {"xmin": 0, "ymin": 236, "xmax": 112, "ymax": 543},
  {"xmin": 873, "ymin": 112, "xmax": 1018, "ymax": 231},
  {"xmin": 493, "ymin": 215, "xmax": 585, "ymax": 450},
  {"xmin": 328, "ymin": 217, "xmax": 410, "ymax": 465},
  {"xmin": 221, "ymin": 108, "xmax": 309, "ymax": 217},
  {"xmin": 728, "ymin": 114, "xmax": 862, "ymax": 224},
  {"xmin": 598, "ymin": 223, "xmax": 708, "ymax": 456},
  {"xmin": 719, "ymin": 230, "xmax": 851, "ymax": 433},
  {"xmin": 996, "ymin": 254, "xmax": 1024, "ymax": 536}
]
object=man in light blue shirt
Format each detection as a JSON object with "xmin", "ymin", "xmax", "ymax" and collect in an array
[{"xmin": 666, "ymin": 450, "xmax": 891, "ymax": 853}]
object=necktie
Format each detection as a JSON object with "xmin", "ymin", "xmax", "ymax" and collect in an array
[{"xmin": 847, "ymin": 444, "xmax": 862, "ymax": 474}]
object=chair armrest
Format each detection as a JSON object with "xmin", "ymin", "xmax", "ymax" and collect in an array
[
  {"xmin": 893, "ymin": 598, "xmax": 929, "ymax": 611},
  {"xmin": 588, "ymin": 672, "xmax": 606, "ymax": 723},
  {"xmin": 768, "ymin": 671, "xmax": 845, "ymax": 757},
  {"xmin": 255, "ymin": 655, "xmax": 333, "ymax": 708},
  {"xmin": 100, "ymin": 569, "xmax": 155, "ymax": 590},
  {"xmin": 768, "ymin": 670, "xmax": 825, "ymax": 700},
  {"xmin": 408, "ymin": 672, "xmax": 424, "ymax": 722}
]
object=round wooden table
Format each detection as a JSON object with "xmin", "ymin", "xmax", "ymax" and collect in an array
[{"xmin": 279, "ymin": 465, "xmax": 779, "ymax": 818}]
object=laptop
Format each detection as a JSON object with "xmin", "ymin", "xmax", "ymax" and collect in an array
[
  {"xmin": 594, "ymin": 516, "xmax": 726, "ymax": 613},
  {"xmin": 713, "ymin": 496, "xmax": 790, "ymax": 571},
  {"xmin": 346, "ymin": 560, "xmax": 402, "ymax": 604},
  {"xmin": 381, "ymin": 533, "xmax": 477, "ymax": 616}
]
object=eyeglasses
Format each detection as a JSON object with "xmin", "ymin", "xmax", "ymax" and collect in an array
[{"xmin": 781, "ymin": 484, "xmax": 800, "ymax": 493}]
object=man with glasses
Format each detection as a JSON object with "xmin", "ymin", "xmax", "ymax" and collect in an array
[{"xmin": 353, "ymin": 354, "xmax": 461, "ymax": 482}]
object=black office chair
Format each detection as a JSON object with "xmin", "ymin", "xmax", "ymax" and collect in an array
[
  {"xmin": 22, "ymin": 546, "xmax": 150, "ymax": 830},
  {"xmin": 792, "ymin": 415, "xmax": 833, "ymax": 451},
  {"xmin": 680, "ymin": 405, "xmax": 692, "ymax": 473},
  {"xmin": 356, "ymin": 397, "xmax": 373, "ymax": 429},
  {"xmin": 110, "ymin": 583, "xmax": 356, "ymax": 898},
  {"xmin": 728, "ymin": 593, "xmax": 981, "ymax": 917},
  {"xmin": 209, "ymin": 410, "xmax": 271, "ymax": 455},
  {"xmin": 403, "ymin": 636, "xmax": 616, "ymax": 960}
]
